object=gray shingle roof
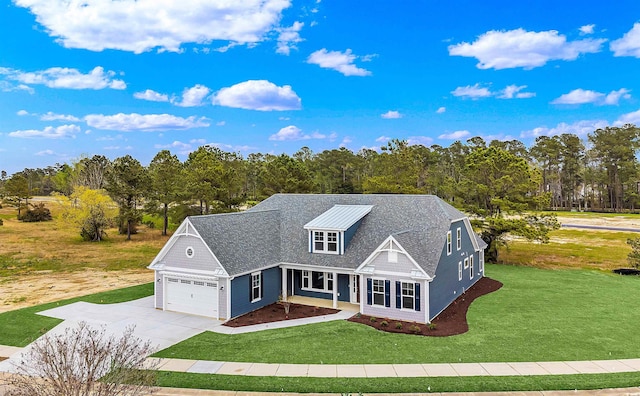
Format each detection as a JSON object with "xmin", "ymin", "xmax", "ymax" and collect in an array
[{"xmin": 188, "ymin": 194, "xmax": 470, "ymax": 277}]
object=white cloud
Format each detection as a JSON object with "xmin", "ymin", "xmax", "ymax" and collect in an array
[
  {"xmin": 307, "ymin": 49, "xmax": 372, "ymax": 76},
  {"xmin": 40, "ymin": 111, "xmax": 81, "ymax": 122},
  {"xmin": 551, "ymin": 88, "xmax": 631, "ymax": 105},
  {"xmin": 96, "ymin": 134, "xmax": 124, "ymax": 141},
  {"xmin": 154, "ymin": 140, "xmax": 193, "ymax": 154},
  {"xmin": 381, "ymin": 110, "xmax": 402, "ymax": 119},
  {"xmin": 84, "ymin": 113, "xmax": 210, "ymax": 132},
  {"xmin": 617, "ymin": 109, "xmax": 640, "ymax": 126},
  {"xmin": 35, "ymin": 149, "xmax": 56, "ymax": 156},
  {"xmin": 375, "ymin": 136, "xmax": 390, "ymax": 143},
  {"xmin": 276, "ymin": 21, "xmax": 304, "ymax": 55},
  {"xmin": 448, "ymin": 28, "xmax": 605, "ymax": 69},
  {"xmin": 268, "ymin": 125, "xmax": 331, "ymax": 141},
  {"xmin": 436, "ymin": 107, "xmax": 446, "ymax": 114},
  {"xmin": 0, "ymin": 66, "xmax": 125, "ymax": 90},
  {"xmin": 438, "ymin": 130, "xmax": 471, "ymax": 140},
  {"xmin": 8, "ymin": 124, "xmax": 80, "ymax": 139},
  {"xmin": 611, "ymin": 22, "xmax": 640, "ymax": 57},
  {"xmin": 339, "ymin": 136, "xmax": 353, "ymax": 147},
  {"xmin": 451, "ymin": 84, "xmax": 492, "ymax": 99},
  {"xmin": 0, "ymin": 80, "xmax": 34, "ymax": 93},
  {"xmin": 407, "ymin": 136, "xmax": 434, "ymax": 146},
  {"xmin": 14, "ymin": 0, "xmax": 292, "ymax": 53},
  {"xmin": 520, "ymin": 119, "xmax": 609, "ymax": 138},
  {"xmin": 134, "ymin": 89, "xmax": 169, "ymax": 102},
  {"xmin": 498, "ymin": 85, "xmax": 536, "ymax": 99},
  {"xmin": 213, "ymin": 80, "xmax": 301, "ymax": 111},
  {"xmin": 173, "ymin": 84, "xmax": 211, "ymax": 107},
  {"xmin": 579, "ymin": 24, "xmax": 595, "ymax": 35},
  {"xmin": 103, "ymin": 145, "xmax": 133, "ymax": 150},
  {"xmin": 17, "ymin": 110, "xmax": 29, "ymax": 116},
  {"xmin": 216, "ymin": 121, "xmax": 226, "ymax": 126}
]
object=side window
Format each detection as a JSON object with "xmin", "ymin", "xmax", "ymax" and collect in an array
[
  {"xmin": 251, "ymin": 272, "xmax": 262, "ymax": 302},
  {"xmin": 456, "ymin": 227, "xmax": 461, "ymax": 250},
  {"xmin": 458, "ymin": 261, "xmax": 462, "ymax": 281},
  {"xmin": 447, "ymin": 231, "xmax": 452, "ymax": 255},
  {"xmin": 464, "ymin": 257, "xmax": 469, "ymax": 269},
  {"xmin": 470, "ymin": 256, "xmax": 474, "ymax": 279}
]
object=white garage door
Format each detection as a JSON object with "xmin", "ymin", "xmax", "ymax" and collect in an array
[{"xmin": 165, "ymin": 277, "xmax": 218, "ymax": 318}]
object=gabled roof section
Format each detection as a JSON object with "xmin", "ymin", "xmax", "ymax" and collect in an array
[
  {"xmin": 188, "ymin": 209, "xmax": 281, "ymax": 276},
  {"xmin": 303, "ymin": 204, "xmax": 373, "ymax": 231}
]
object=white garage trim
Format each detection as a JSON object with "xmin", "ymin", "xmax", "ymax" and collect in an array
[{"xmin": 162, "ymin": 273, "xmax": 219, "ymax": 319}]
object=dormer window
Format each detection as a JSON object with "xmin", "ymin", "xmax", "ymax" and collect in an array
[
  {"xmin": 304, "ymin": 204, "xmax": 373, "ymax": 255},
  {"xmin": 313, "ymin": 231, "xmax": 338, "ymax": 253}
]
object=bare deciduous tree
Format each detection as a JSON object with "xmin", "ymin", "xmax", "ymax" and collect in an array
[{"xmin": 5, "ymin": 322, "xmax": 159, "ymax": 396}]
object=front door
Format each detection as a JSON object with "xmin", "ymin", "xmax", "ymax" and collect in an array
[{"xmin": 350, "ymin": 275, "xmax": 360, "ymax": 303}]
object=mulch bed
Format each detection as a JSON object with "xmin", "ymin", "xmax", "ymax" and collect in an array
[
  {"xmin": 225, "ymin": 277, "xmax": 502, "ymax": 336},
  {"xmin": 348, "ymin": 277, "xmax": 503, "ymax": 337},
  {"xmin": 225, "ymin": 303, "xmax": 339, "ymax": 327}
]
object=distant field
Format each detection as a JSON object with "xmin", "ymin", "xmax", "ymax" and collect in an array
[{"xmin": 0, "ymin": 200, "xmax": 167, "ymax": 311}]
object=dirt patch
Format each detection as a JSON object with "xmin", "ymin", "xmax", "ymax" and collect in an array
[
  {"xmin": 225, "ymin": 303, "xmax": 339, "ymax": 327},
  {"xmin": 0, "ymin": 270, "xmax": 151, "ymax": 313},
  {"xmin": 0, "ymin": 357, "xmax": 6, "ymax": 362},
  {"xmin": 348, "ymin": 277, "xmax": 503, "ymax": 337}
]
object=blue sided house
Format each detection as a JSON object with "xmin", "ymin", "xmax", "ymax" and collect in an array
[{"xmin": 148, "ymin": 194, "xmax": 487, "ymax": 324}]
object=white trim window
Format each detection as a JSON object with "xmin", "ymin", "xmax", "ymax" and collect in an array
[
  {"xmin": 470, "ymin": 255, "xmax": 474, "ymax": 279},
  {"xmin": 464, "ymin": 257, "xmax": 469, "ymax": 269},
  {"xmin": 251, "ymin": 272, "xmax": 262, "ymax": 302},
  {"xmin": 401, "ymin": 282, "xmax": 415, "ymax": 310},
  {"xmin": 185, "ymin": 246, "xmax": 195, "ymax": 258},
  {"xmin": 447, "ymin": 231, "xmax": 452, "ymax": 255},
  {"xmin": 458, "ymin": 261, "xmax": 462, "ymax": 281},
  {"xmin": 302, "ymin": 270, "xmax": 334, "ymax": 292},
  {"xmin": 372, "ymin": 279, "xmax": 385, "ymax": 306},
  {"xmin": 479, "ymin": 250, "xmax": 484, "ymax": 272},
  {"xmin": 456, "ymin": 227, "xmax": 462, "ymax": 250},
  {"xmin": 312, "ymin": 231, "xmax": 339, "ymax": 254}
]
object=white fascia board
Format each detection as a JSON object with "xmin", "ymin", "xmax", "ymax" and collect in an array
[
  {"xmin": 460, "ymin": 217, "xmax": 480, "ymax": 251},
  {"xmin": 278, "ymin": 262, "xmax": 356, "ymax": 274},
  {"xmin": 157, "ymin": 266, "xmax": 227, "ymax": 278},
  {"xmin": 148, "ymin": 218, "xmax": 190, "ymax": 269}
]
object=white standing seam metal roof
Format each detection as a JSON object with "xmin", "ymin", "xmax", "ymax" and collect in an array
[{"xmin": 303, "ymin": 204, "xmax": 374, "ymax": 231}]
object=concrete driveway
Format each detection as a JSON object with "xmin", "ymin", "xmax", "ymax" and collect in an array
[{"xmin": 0, "ymin": 296, "xmax": 223, "ymax": 372}]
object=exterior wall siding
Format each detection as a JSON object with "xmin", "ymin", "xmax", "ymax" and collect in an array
[
  {"xmin": 218, "ymin": 279, "xmax": 228, "ymax": 319},
  {"xmin": 344, "ymin": 219, "xmax": 363, "ymax": 249},
  {"xmin": 161, "ymin": 235, "xmax": 222, "ymax": 272},
  {"xmin": 368, "ymin": 250, "xmax": 417, "ymax": 274},
  {"xmin": 154, "ymin": 271, "xmax": 163, "ymax": 309},
  {"xmin": 230, "ymin": 266, "xmax": 281, "ymax": 318},
  {"xmin": 362, "ymin": 275, "xmax": 425, "ymax": 323},
  {"xmin": 429, "ymin": 220, "xmax": 482, "ymax": 320}
]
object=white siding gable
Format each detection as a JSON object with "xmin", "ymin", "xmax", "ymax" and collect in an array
[{"xmin": 355, "ymin": 236, "xmax": 430, "ymax": 280}]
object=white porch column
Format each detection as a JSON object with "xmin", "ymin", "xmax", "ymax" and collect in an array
[
  {"xmin": 424, "ymin": 279, "xmax": 431, "ymax": 324},
  {"xmin": 332, "ymin": 271, "xmax": 338, "ymax": 308},
  {"xmin": 281, "ymin": 267, "xmax": 288, "ymax": 301}
]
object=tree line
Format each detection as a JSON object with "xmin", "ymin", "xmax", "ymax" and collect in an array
[{"xmin": 1, "ymin": 124, "xmax": 638, "ymax": 261}]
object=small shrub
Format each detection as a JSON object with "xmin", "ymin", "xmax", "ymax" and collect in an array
[
  {"xmin": 21, "ymin": 203, "xmax": 52, "ymax": 222},
  {"xmin": 355, "ymin": 312, "xmax": 361, "ymax": 318},
  {"xmin": 410, "ymin": 324, "xmax": 422, "ymax": 334},
  {"xmin": 395, "ymin": 322, "xmax": 403, "ymax": 329},
  {"xmin": 380, "ymin": 320, "xmax": 388, "ymax": 327},
  {"xmin": 0, "ymin": 218, "xmax": 3, "ymax": 226},
  {"xmin": 369, "ymin": 316, "xmax": 377, "ymax": 322},
  {"xmin": 428, "ymin": 323, "xmax": 437, "ymax": 330}
]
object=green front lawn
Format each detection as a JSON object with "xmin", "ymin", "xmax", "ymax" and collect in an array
[
  {"xmin": 156, "ymin": 371, "xmax": 640, "ymax": 393},
  {"xmin": 156, "ymin": 264, "xmax": 640, "ymax": 364},
  {"xmin": 0, "ymin": 283, "xmax": 153, "ymax": 346}
]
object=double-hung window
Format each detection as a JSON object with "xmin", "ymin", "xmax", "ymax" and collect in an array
[
  {"xmin": 456, "ymin": 227, "xmax": 462, "ymax": 250},
  {"xmin": 372, "ymin": 279, "xmax": 385, "ymax": 306},
  {"xmin": 313, "ymin": 231, "xmax": 338, "ymax": 253},
  {"xmin": 479, "ymin": 250, "xmax": 484, "ymax": 272},
  {"xmin": 401, "ymin": 282, "xmax": 414, "ymax": 310},
  {"xmin": 251, "ymin": 272, "xmax": 262, "ymax": 302},
  {"xmin": 470, "ymin": 255, "xmax": 474, "ymax": 279},
  {"xmin": 458, "ymin": 261, "xmax": 462, "ymax": 281},
  {"xmin": 447, "ymin": 231, "xmax": 452, "ymax": 255}
]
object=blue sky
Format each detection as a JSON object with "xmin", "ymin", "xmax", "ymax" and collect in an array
[{"xmin": 1, "ymin": 0, "xmax": 640, "ymax": 174}]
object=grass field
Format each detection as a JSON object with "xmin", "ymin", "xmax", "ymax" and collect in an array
[
  {"xmin": 155, "ymin": 264, "xmax": 640, "ymax": 364},
  {"xmin": 500, "ymin": 228, "xmax": 633, "ymax": 270}
]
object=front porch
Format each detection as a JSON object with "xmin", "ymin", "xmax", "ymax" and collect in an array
[
  {"xmin": 286, "ymin": 295, "xmax": 360, "ymax": 312},
  {"xmin": 281, "ymin": 266, "xmax": 362, "ymax": 309}
]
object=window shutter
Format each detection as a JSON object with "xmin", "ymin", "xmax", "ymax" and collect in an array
[
  {"xmin": 384, "ymin": 280, "xmax": 391, "ymax": 307},
  {"xmin": 415, "ymin": 283, "xmax": 421, "ymax": 312},
  {"xmin": 366, "ymin": 278, "xmax": 372, "ymax": 305},
  {"xmin": 395, "ymin": 281, "xmax": 401, "ymax": 308}
]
